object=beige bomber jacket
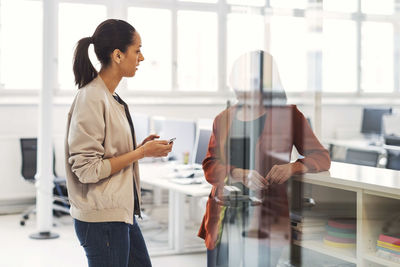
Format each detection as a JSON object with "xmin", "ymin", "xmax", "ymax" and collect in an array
[{"xmin": 64, "ymin": 76, "xmax": 140, "ymax": 225}]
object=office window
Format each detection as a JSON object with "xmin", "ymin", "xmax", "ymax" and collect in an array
[
  {"xmin": 270, "ymin": 16, "xmax": 307, "ymax": 92},
  {"xmin": 361, "ymin": 22, "xmax": 393, "ymax": 93},
  {"xmin": 323, "ymin": 19, "xmax": 357, "ymax": 93},
  {"xmin": 58, "ymin": 3, "xmax": 106, "ymax": 90},
  {"xmin": 226, "ymin": 0, "xmax": 265, "ymax": 7},
  {"xmin": 0, "ymin": 0, "xmax": 42, "ymax": 90},
  {"xmin": 2, "ymin": 0, "xmax": 400, "ymax": 98},
  {"xmin": 361, "ymin": 0, "xmax": 394, "ymax": 15},
  {"xmin": 227, "ymin": 13, "xmax": 264, "ymax": 86},
  {"xmin": 177, "ymin": 11, "xmax": 218, "ymax": 91},
  {"xmin": 269, "ymin": 0, "xmax": 307, "ymax": 9},
  {"xmin": 323, "ymin": 0, "xmax": 357, "ymax": 13},
  {"xmin": 127, "ymin": 8, "xmax": 172, "ymax": 91}
]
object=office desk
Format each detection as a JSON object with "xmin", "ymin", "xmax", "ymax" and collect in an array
[
  {"xmin": 296, "ymin": 161, "xmax": 400, "ymax": 195},
  {"xmin": 293, "ymin": 161, "xmax": 400, "ymax": 266},
  {"xmin": 325, "ymin": 138, "xmax": 400, "ymax": 170},
  {"xmin": 139, "ymin": 162, "xmax": 211, "ymax": 255},
  {"xmin": 325, "ymin": 138, "xmax": 400, "ymax": 152},
  {"xmin": 140, "ymin": 159, "xmax": 400, "ymax": 265}
]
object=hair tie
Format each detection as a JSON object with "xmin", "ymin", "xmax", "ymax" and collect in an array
[{"xmin": 89, "ymin": 37, "xmax": 93, "ymax": 44}]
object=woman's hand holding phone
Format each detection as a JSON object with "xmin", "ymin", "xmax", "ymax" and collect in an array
[
  {"xmin": 140, "ymin": 134, "xmax": 160, "ymax": 147},
  {"xmin": 141, "ymin": 139, "xmax": 173, "ymax": 158}
]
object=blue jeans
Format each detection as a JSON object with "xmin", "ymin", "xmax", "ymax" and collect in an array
[{"xmin": 74, "ymin": 218, "xmax": 152, "ymax": 267}]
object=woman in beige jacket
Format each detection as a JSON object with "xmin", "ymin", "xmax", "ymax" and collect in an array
[{"xmin": 65, "ymin": 19, "xmax": 172, "ymax": 267}]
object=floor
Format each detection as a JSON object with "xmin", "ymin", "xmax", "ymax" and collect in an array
[
  {"xmin": 0, "ymin": 207, "xmax": 358, "ymax": 267},
  {"xmin": 0, "ymin": 211, "xmax": 206, "ymax": 267}
]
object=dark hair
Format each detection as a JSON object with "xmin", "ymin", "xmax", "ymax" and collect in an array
[{"xmin": 73, "ymin": 19, "xmax": 136, "ymax": 89}]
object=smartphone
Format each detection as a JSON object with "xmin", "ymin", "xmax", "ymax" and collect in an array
[{"xmin": 168, "ymin": 137, "xmax": 176, "ymax": 144}]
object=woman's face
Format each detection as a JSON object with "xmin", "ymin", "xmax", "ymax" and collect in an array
[
  {"xmin": 120, "ymin": 32, "xmax": 144, "ymax": 77},
  {"xmin": 230, "ymin": 51, "xmax": 286, "ymax": 106}
]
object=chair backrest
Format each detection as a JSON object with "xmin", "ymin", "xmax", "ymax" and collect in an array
[
  {"xmin": 20, "ymin": 138, "xmax": 57, "ymax": 181},
  {"xmin": 20, "ymin": 138, "xmax": 38, "ymax": 181},
  {"xmin": 344, "ymin": 148, "xmax": 380, "ymax": 167},
  {"xmin": 386, "ymin": 149, "xmax": 400, "ymax": 170}
]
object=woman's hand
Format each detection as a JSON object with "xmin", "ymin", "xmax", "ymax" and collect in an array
[
  {"xmin": 231, "ymin": 168, "xmax": 269, "ymax": 191},
  {"xmin": 109, "ymin": 139, "xmax": 172, "ymax": 175},
  {"xmin": 141, "ymin": 140, "xmax": 172, "ymax": 158},
  {"xmin": 265, "ymin": 163, "xmax": 294, "ymax": 184},
  {"xmin": 140, "ymin": 134, "xmax": 160, "ymax": 147}
]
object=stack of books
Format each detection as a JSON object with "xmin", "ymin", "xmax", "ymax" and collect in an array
[
  {"xmin": 323, "ymin": 218, "xmax": 356, "ymax": 248},
  {"xmin": 376, "ymin": 233, "xmax": 400, "ymax": 263},
  {"xmin": 290, "ymin": 211, "xmax": 327, "ymax": 241}
]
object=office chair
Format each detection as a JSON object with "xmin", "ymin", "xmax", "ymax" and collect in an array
[
  {"xmin": 344, "ymin": 148, "xmax": 381, "ymax": 167},
  {"xmin": 386, "ymin": 149, "xmax": 400, "ymax": 170},
  {"xmin": 19, "ymin": 138, "xmax": 70, "ymax": 226}
]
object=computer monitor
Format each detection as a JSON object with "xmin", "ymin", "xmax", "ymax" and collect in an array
[
  {"xmin": 131, "ymin": 114, "xmax": 150, "ymax": 145},
  {"xmin": 192, "ymin": 128, "xmax": 212, "ymax": 165},
  {"xmin": 361, "ymin": 107, "xmax": 392, "ymax": 135},
  {"xmin": 155, "ymin": 118, "xmax": 197, "ymax": 162},
  {"xmin": 151, "ymin": 116, "xmax": 164, "ymax": 135}
]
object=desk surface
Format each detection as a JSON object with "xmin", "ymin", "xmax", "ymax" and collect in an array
[
  {"xmin": 138, "ymin": 159, "xmax": 400, "ymax": 191},
  {"xmin": 138, "ymin": 162, "xmax": 211, "ymax": 197},
  {"xmin": 140, "ymin": 161, "xmax": 400, "ymax": 197},
  {"xmin": 297, "ymin": 161, "xmax": 400, "ymax": 196},
  {"xmin": 325, "ymin": 138, "xmax": 400, "ymax": 152}
]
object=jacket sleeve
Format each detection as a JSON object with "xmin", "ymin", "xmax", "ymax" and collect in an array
[
  {"xmin": 202, "ymin": 114, "xmax": 234, "ymax": 187},
  {"xmin": 293, "ymin": 106, "xmax": 331, "ymax": 173},
  {"xmin": 67, "ymin": 90, "xmax": 111, "ymax": 184}
]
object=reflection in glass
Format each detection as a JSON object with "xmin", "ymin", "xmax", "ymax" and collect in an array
[
  {"xmin": 270, "ymin": 16, "xmax": 307, "ymax": 92},
  {"xmin": 177, "ymin": 11, "xmax": 218, "ymax": 91},
  {"xmin": 361, "ymin": 0, "xmax": 394, "ymax": 15},
  {"xmin": 323, "ymin": 0, "xmax": 357, "ymax": 13},
  {"xmin": 127, "ymin": 8, "xmax": 172, "ymax": 91},
  {"xmin": 323, "ymin": 19, "xmax": 357, "ymax": 93},
  {"xmin": 226, "ymin": 0, "xmax": 265, "ymax": 7},
  {"xmin": 200, "ymin": 50, "xmax": 331, "ymax": 266},
  {"xmin": 270, "ymin": 0, "xmax": 307, "ymax": 9},
  {"xmin": 227, "ymin": 13, "xmax": 264, "ymax": 87},
  {"xmin": 361, "ymin": 22, "xmax": 393, "ymax": 93},
  {"xmin": 0, "ymin": 0, "xmax": 42, "ymax": 89},
  {"xmin": 58, "ymin": 3, "xmax": 106, "ymax": 90},
  {"xmin": 179, "ymin": 0, "xmax": 217, "ymax": 2}
]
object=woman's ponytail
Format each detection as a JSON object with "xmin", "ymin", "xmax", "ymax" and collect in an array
[{"xmin": 73, "ymin": 37, "xmax": 97, "ymax": 89}]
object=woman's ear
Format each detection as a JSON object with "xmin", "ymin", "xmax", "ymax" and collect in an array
[{"xmin": 112, "ymin": 49, "xmax": 123, "ymax": 64}]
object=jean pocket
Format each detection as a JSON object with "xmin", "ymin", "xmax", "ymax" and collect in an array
[{"xmin": 74, "ymin": 219, "xmax": 90, "ymax": 247}]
